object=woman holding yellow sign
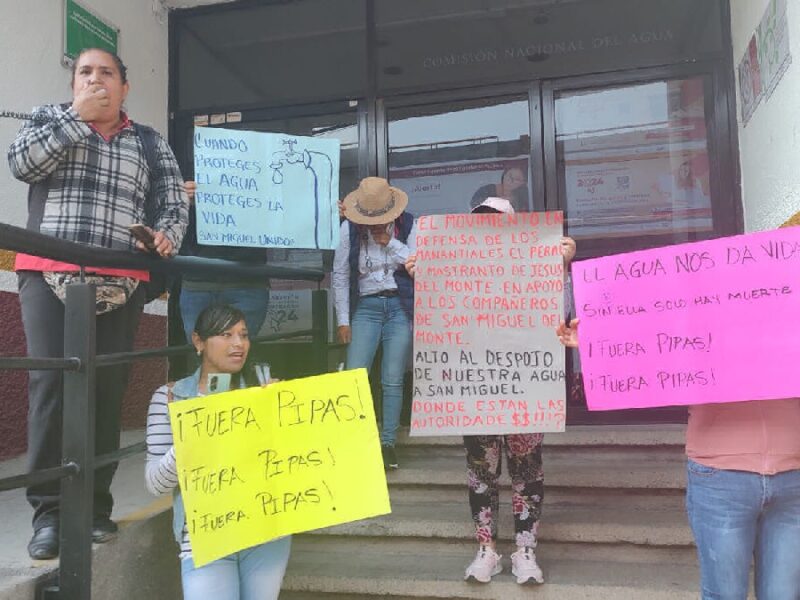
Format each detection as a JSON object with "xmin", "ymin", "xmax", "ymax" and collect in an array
[{"xmin": 144, "ymin": 304, "xmax": 290, "ymax": 600}]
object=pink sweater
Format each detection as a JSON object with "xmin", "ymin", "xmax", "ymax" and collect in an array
[{"xmin": 686, "ymin": 399, "xmax": 800, "ymax": 475}]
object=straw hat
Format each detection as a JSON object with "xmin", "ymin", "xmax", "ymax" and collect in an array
[
  {"xmin": 342, "ymin": 177, "xmax": 408, "ymax": 225},
  {"xmin": 472, "ymin": 197, "xmax": 515, "ymax": 215}
]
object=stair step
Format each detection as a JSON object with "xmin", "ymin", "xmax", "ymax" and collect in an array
[
  {"xmin": 281, "ymin": 537, "xmax": 699, "ymax": 600},
  {"xmin": 317, "ymin": 488, "xmax": 692, "ymax": 546},
  {"xmin": 397, "ymin": 424, "xmax": 686, "ymax": 448},
  {"xmin": 388, "ymin": 446, "xmax": 687, "ymax": 490}
]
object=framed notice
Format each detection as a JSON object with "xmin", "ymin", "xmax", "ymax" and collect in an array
[{"xmin": 63, "ymin": 0, "xmax": 119, "ymax": 67}]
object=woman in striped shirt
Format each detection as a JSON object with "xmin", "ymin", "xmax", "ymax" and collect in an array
[{"xmin": 145, "ymin": 304, "xmax": 290, "ymax": 600}]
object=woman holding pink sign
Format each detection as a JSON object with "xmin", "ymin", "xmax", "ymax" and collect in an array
[
  {"xmin": 557, "ymin": 318, "xmax": 800, "ymax": 600},
  {"xmin": 407, "ymin": 197, "xmax": 577, "ymax": 585}
]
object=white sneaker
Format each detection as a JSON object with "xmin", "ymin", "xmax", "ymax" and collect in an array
[
  {"xmin": 511, "ymin": 547, "xmax": 544, "ymax": 584},
  {"xmin": 464, "ymin": 545, "xmax": 502, "ymax": 583}
]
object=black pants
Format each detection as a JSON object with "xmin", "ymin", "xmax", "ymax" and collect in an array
[{"xmin": 17, "ymin": 271, "xmax": 145, "ymax": 529}]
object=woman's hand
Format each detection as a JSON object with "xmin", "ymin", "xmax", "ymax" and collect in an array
[
  {"xmin": 337, "ymin": 325, "xmax": 352, "ymax": 344},
  {"xmin": 184, "ymin": 180, "xmax": 197, "ymax": 205},
  {"xmin": 405, "ymin": 254, "xmax": 417, "ymax": 278},
  {"xmin": 556, "ymin": 318, "xmax": 580, "ymax": 348},
  {"xmin": 260, "ymin": 378, "xmax": 281, "ymax": 388},
  {"xmin": 561, "ymin": 236, "xmax": 576, "ymax": 267}
]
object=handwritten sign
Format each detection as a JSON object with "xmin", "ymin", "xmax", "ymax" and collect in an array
[
  {"xmin": 410, "ymin": 212, "xmax": 566, "ymax": 436},
  {"xmin": 194, "ymin": 126, "xmax": 340, "ymax": 250},
  {"xmin": 572, "ymin": 227, "xmax": 800, "ymax": 411},
  {"xmin": 168, "ymin": 369, "xmax": 389, "ymax": 567}
]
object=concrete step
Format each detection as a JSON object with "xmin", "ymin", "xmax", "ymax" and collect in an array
[
  {"xmin": 319, "ymin": 487, "xmax": 692, "ymax": 546},
  {"xmin": 388, "ymin": 445, "xmax": 687, "ymax": 490},
  {"xmin": 397, "ymin": 424, "xmax": 686, "ymax": 448},
  {"xmin": 281, "ymin": 537, "xmax": 699, "ymax": 600}
]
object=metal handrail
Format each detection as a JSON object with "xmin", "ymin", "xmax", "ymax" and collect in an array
[
  {"xmin": 0, "ymin": 222, "xmax": 325, "ymax": 282},
  {"xmin": 0, "ymin": 222, "xmax": 332, "ymax": 600}
]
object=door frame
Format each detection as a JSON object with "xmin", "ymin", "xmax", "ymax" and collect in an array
[
  {"xmin": 374, "ymin": 82, "xmax": 547, "ymax": 211},
  {"xmin": 541, "ymin": 60, "xmax": 743, "ymax": 256}
]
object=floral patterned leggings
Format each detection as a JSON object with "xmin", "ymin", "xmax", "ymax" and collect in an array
[{"xmin": 464, "ymin": 433, "xmax": 544, "ymax": 548}]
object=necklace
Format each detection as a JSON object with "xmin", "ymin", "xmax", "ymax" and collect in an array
[{"xmin": 362, "ymin": 233, "xmax": 390, "ymax": 277}]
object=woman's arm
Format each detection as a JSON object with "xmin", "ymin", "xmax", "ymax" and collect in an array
[
  {"xmin": 7, "ymin": 105, "xmax": 92, "ymax": 183},
  {"xmin": 332, "ymin": 220, "xmax": 352, "ymax": 334},
  {"xmin": 144, "ymin": 385, "xmax": 181, "ymax": 496},
  {"xmin": 147, "ymin": 136, "xmax": 190, "ymax": 255}
]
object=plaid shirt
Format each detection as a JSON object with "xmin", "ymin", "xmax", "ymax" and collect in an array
[{"xmin": 8, "ymin": 104, "xmax": 188, "ymax": 252}]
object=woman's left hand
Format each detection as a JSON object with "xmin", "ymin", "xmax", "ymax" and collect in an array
[{"xmin": 561, "ymin": 236, "xmax": 576, "ymax": 267}]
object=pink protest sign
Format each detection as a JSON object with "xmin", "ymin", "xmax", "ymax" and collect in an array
[{"xmin": 572, "ymin": 227, "xmax": 800, "ymax": 410}]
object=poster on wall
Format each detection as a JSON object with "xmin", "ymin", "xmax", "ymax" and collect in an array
[
  {"xmin": 390, "ymin": 157, "xmax": 531, "ymax": 216},
  {"xmin": 737, "ymin": 0, "xmax": 792, "ymax": 125}
]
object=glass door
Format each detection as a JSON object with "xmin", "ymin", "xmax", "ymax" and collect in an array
[
  {"xmin": 543, "ymin": 67, "xmax": 738, "ymax": 424},
  {"xmin": 380, "ymin": 88, "xmax": 544, "ymax": 216}
]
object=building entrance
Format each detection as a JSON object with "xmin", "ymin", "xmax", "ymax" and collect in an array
[{"xmin": 169, "ymin": 0, "xmax": 739, "ymax": 425}]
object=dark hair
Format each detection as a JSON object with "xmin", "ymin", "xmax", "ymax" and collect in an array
[
  {"xmin": 71, "ymin": 48, "xmax": 128, "ymax": 84},
  {"xmin": 193, "ymin": 304, "xmax": 257, "ymax": 387},
  {"xmin": 193, "ymin": 304, "xmax": 247, "ymax": 340},
  {"xmin": 500, "ymin": 166, "xmax": 525, "ymax": 185}
]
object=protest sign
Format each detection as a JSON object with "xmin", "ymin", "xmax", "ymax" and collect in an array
[
  {"xmin": 410, "ymin": 212, "xmax": 566, "ymax": 436},
  {"xmin": 572, "ymin": 227, "xmax": 800, "ymax": 410},
  {"xmin": 168, "ymin": 369, "xmax": 389, "ymax": 567},
  {"xmin": 194, "ymin": 126, "xmax": 340, "ymax": 250}
]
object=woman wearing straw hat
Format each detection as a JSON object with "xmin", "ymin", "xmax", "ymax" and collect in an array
[{"xmin": 332, "ymin": 177, "xmax": 416, "ymax": 470}]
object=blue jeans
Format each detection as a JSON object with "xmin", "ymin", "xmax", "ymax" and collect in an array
[
  {"xmin": 181, "ymin": 537, "xmax": 291, "ymax": 600},
  {"xmin": 686, "ymin": 459, "xmax": 800, "ymax": 600},
  {"xmin": 180, "ymin": 287, "xmax": 269, "ymax": 342},
  {"xmin": 346, "ymin": 295, "xmax": 412, "ymax": 447}
]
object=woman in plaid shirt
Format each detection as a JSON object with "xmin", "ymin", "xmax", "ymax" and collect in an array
[{"xmin": 8, "ymin": 47, "xmax": 188, "ymax": 560}]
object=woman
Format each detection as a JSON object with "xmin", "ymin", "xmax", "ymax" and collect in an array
[
  {"xmin": 9, "ymin": 47, "xmax": 188, "ymax": 558},
  {"xmin": 145, "ymin": 305, "xmax": 291, "ymax": 599},
  {"xmin": 470, "ymin": 166, "xmax": 529, "ymax": 212},
  {"xmin": 332, "ymin": 177, "xmax": 416, "ymax": 470},
  {"xmin": 556, "ymin": 319, "xmax": 800, "ymax": 599},
  {"xmin": 407, "ymin": 197, "xmax": 576, "ymax": 585}
]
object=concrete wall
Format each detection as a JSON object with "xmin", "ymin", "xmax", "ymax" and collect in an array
[
  {"xmin": 730, "ymin": 0, "xmax": 800, "ymax": 231},
  {"xmin": 0, "ymin": 0, "xmax": 171, "ymax": 229},
  {"xmin": 0, "ymin": 0, "xmax": 172, "ymax": 458}
]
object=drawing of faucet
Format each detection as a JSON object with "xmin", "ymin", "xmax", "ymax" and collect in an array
[{"xmin": 268, "ymin": 137, "xmax": 335, "ymax": 249}]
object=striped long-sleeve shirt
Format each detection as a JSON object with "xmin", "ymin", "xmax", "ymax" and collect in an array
[
  {"xmin": 145, "ymin": 384, "xmax": 193, "ymax": 558},
  {"xmin": 8, "ymin": 104, "xmax": 188, "ymax": 252}
]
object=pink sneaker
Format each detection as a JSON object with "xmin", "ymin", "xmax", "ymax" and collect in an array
[
  {"xmin": 464, "ymin": 545, "xmax": 502, "ymax": 583},
  {"xmin": 511, "ymin": 547, "xmax": 544, "ymax": 584}
]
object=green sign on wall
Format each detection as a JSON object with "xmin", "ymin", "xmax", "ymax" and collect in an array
[{"xmin": 63, "ymin": 0, "xmax": 118, "ymax": 66}]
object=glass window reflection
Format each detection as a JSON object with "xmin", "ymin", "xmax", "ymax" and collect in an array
[
  {"xmin": 387, "ymin": 97, "xmax": 531, "ymax": 215},
  {"xmin": 555, "ymin": 77, "xmax": 713, "ymax": 245}
]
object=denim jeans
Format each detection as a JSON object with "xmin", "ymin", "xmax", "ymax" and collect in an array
[
  {"xmin": 346, "ymin": 295, "xmax": 412, "ymax": 447},
  {"xmin": 181, "ymin": 537, "xmax": 291, "ymax": 600},
  {"xmin": 179, "ymin": 287, "xmax": 269, "ymax": 342},
  {"xmin": 686, "ymin": 459, "xmax": 800, "ymax": 600}
]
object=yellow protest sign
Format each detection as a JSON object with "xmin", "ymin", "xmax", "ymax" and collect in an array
[{"xmin": 168, "ymin": 368, "xmax": 390, "ymax": 567}]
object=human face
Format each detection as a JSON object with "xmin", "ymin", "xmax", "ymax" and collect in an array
[
  {"xmin": 194, "ymin": 320, "xmax": 250, "ymax": 375},
  {"xmin": 367, "ymin": 223, "xmax": 391, "ymax": 235},
  {"xmin": 71, "ymin": 49, "xmax": 129, "ymax": 118},
  {"xmin": 501, "ymin": 168, "xmax": 526, "ymax": 193}
]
